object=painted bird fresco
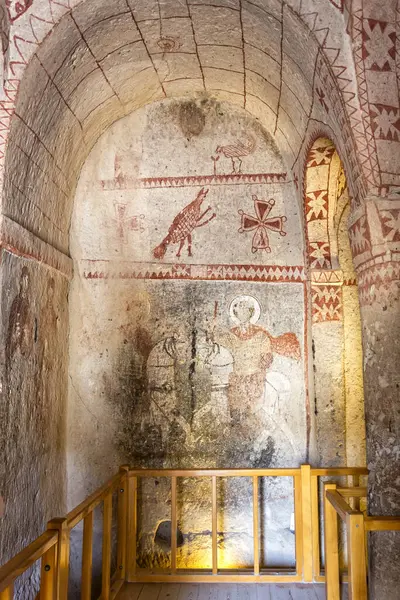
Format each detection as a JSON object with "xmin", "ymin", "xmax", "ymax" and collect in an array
[
  {"xmin": 215, "ymin": 135, "xmax": 256, "ymax": 173},
  {"xmin": 153, "ymin": 188, "xmax": 216, "ymax": 259}
]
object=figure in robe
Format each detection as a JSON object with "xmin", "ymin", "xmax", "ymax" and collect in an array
[
  {"xmin": 5, "ymin": 267, "xmax": 33, "ymax": 384},
  {"xmin": 215, "ymin": 295, "xmax": 300, "ymax": 419}
]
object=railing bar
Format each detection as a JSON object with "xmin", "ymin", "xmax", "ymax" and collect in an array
[
  {"xmin": 0, "ymin": 532, "xmax": 57, "ymax": 592},
  {"xmin": 102, "ymin": 493, "xmax": 113, "ymax": 600},
  {"xmin": 293, "ymin": 475, "xmax": 303, "ymax": 579},
  {"xmin": 117, "ymin": 467, "xmax": 129, "ymax": 580},
  {"xmin": 351, "ymin": 474, "xmax": 360, "ymax": 511},
  {"xmin": 48, "ymin": 518, "xmax": 69, "ymax": 600},
  {"xmin": 310, "ymin": 475, "xmax": 320, "ymax": 580},
  {"xmin": 212, "ymin": 476, "xmax": 218, "ymax": 575},
  {"xmin": 312, "ymin": 468, "xmax": 368, "ymax": 476},
  {"xmin": 66, "ymin": 473, "xmax": 122, "ymax": 528},
  {"xmin": 253, "ymin": 476, "xmax": 259, "ymax": 576},
  {"xmin": 324, "ymin": 484, "xmax": 340, "ymax": 600},
  {"xmin": 81, "ymin": 511, "xmax": 93, "ymax": 600},
  {"xmin": 301, "ymin": 465, "xmax": 313, "ymax": 582},
  {"xmin": 365, "ymin": 517, "xmax": 400, "ymax": 531},
  {"xmin": 0, "ymin": 583, "xmax": 13, "ymax": 600},
  {"xmin": 347, "ymin": 513, "xmax": 367, "ymax": 599},
  {"xmin": 40, "ymin": 540, "xmax": 57, "ymax": 600},
  {"xmin": 129, "ymin": 469, "xmax": 301, "ymax": 477},
  {"xmin": 171, "ymin": 476, "xmax": 177, "ymax": 574},
  {"xmin": 326, "ymin": 490, "xmax": 360, "ymax": 521},
  {"xmin": 126, "ymin": 475, "xmax": 138, "ymax": 581},
  {"xmin": 337, "ymin": 487, "xmax": 366, "ymax": 498}
]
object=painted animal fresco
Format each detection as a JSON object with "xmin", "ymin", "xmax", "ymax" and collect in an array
[
  {"xmin": 153, "ymin": 188, "xmax": 216, "ymax": 259},
  {"xmin": 215, "ymin": 135, "xmax": 256, "ymax": 173}
]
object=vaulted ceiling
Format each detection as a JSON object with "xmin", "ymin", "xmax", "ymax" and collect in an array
[{"xmin": 0, "ymin": 0, "xmax": 398, "ymax": 253}]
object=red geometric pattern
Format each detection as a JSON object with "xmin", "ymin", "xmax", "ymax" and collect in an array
[
  {"xmin": 305, "ymin": 190, "xmax": 328, "ymax": 222},
  {"xmin": 362, "ymin": 20, "xmax": 396, "ymax": 72},
  {"xmin": 308, "ymin": 242, "xmax": 332, "ymax": 269},
  {"xmin": 6, "ymin": 1, "xmax": 33, "ymax": 23},
  {"xmin": 352, "ymin": 10, "xmax": 381, "ymax": 190},
  {"xmin": 82, "ymin": 261, "xmax": 306, "ymax": 283},
  {"xmin": 328, "ymin": 0, "xmax": 343, "ymax": 11},
  {"xmin": 311, "ymin": 285, "xmax": 343, "ymax": 323},
  {"xmin": 306, "ymin": 144, "xmax": 335, "ymax": 167},
  {"xmin": 379, "ymin": 209, "xmax": 400, "ymax": 242},
  {"xmin": 348, "ymin": 215, "xmax": 372, "ymax": 258},
  {"xmin": 358, "ymin": 261, "xmax": 400, "ymax": 306},
  {"xmin": 370, "ymin": 105, "xmax": 400, "ymax": 141}
]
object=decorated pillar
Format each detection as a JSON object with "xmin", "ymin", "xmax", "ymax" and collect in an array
[
  {"xmin": 349, "ymin": 195, "xmax": 400, "ymax": 598},
  {"xmin": 304, "ymin": 139, "xmax": 362, "ymax": 467},
  {"xmin": 310, "ymin": 269, "xmax": 346, "ymax": 465}
]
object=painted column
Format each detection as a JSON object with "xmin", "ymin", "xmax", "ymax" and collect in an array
[
  {"xmin": 349, "ymin": 195, "xmax": 400, "ymax": 599},
  {"xmin": 310, "ymin": 270, "xmax": 346, "ymax": 466}
]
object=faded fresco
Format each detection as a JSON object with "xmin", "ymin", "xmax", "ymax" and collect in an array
[
  {"xmin": 0, "ymin": 252, "xmax": 68, "ymax": 589},
  {"xmin": 68, "ymin": 97, "xmax": 307, "ymax": 567}
]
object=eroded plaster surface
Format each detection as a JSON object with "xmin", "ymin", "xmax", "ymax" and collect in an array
[
  {"xmin": 0, "ymin": 252, "xmax": 68, "ymax": 592},
  {"xmin": 68, "ymin": 98, "xmax": 307, "ymax": 567}
]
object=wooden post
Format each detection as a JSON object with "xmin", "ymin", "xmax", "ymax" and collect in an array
[
  {"xmin": 350, "ymin": 475, "xmax": 360, "ymax": 511},
  {"xmin": 294, "ymin": 474, "xmax": 303, "ymax": 579},
  {"xmin": 171, "ymin": 476, "xmax": 177, "ymax": 574},
  {"xmin": 117, "ymin": 466, "xmax": 129, "ymax": 581},
  {"xmin": 81, "ymin": 511, "xmax": 93, "ymax": 600},
  {"xmin": 47, "ymin": 518, "xmax": 69, "ymax": 600},
  {"xmin": 212, "ymin": 476, "xmax": 218, "ymax": 575},
  {"xmin": 102, "ymin": 493, "xmax": 113, "ymax": 600},
  {"xmin": 0, "ymin": 584, "xmax": 14, "ymax": 600},
  {"xmin": 40, "ymin": 541, "xmax": 57, "ymax": 600},
  {"xmin": 347, "ymin": 513, "xmax": 367, "ymax": 600},
  {"xmin": 253, "ymin": 476, "xmax": 259, "ymax": 576},
  {"xmin": 126, "ymin": 475, "xmax": 137, "ymax": 582},
  {"xmin": 323, "ymin": 484, "xmax": 340, "ymax": 600},
  {"xmin": 300, "ymin": 465, "xmax": 313, "ymax": 582},
  {"xmin": 311, "ymin": 474, "xmax": 321, "ymax": 580}
]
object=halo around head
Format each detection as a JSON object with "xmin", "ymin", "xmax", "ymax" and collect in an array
[{"xmin": 229, "ymin": 295, "xmax": 261, "ymax": 326}]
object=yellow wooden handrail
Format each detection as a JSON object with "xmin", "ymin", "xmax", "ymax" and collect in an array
[
  {"xmin": 324, "ymin": 482, "xmax": 400, "ymax": 600},
  {"xmin": 128, "ymin": 467, "xmax": 301, "ymax": 477},
  {"xmin": 66, "ymin": 471, "xmax": 124, "ymax": 529},
  {"xmin": 0, "ymin": 465, "xmax": 370, "ymax": 599},
  {"xmin": 0, "ymin": 531, "xmax": 58, "ymax": 594}
]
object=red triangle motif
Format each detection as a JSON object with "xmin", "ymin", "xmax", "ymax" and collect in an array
[
  {"xmin": 252, "ymin": 228, "xmax": 270, "ymax": 253},
  {"xmin": 255, "ymin": 199, "xmax": 271, "ymax": 221}
]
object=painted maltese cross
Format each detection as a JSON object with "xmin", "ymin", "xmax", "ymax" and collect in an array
[{"xmin": 238, "ymin": 195, "xmax": 287, "ymax": 253}]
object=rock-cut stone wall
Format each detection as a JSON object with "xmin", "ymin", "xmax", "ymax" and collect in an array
[{"xmin": 68, "ymin": 97, "xmax": 308, "ymax": 568}]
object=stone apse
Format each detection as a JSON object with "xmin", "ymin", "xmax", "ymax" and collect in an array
[
  {"xmin": 0, "ymin": 0, "xmax": 399, "ymax": 596},
  {"xmin": 67, "ymin": 99, "xmax": 364, "ymax": 568}
]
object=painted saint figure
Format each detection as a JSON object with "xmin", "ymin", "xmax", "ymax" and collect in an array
[
  {"xmin": 5, "ymin": 267, "xmax": 33, "ymax": 383},
  {"xmin": 216, "ymin": 295, "xmax": 300, "ymax": 417}
]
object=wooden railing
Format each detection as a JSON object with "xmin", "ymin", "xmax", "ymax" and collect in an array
[
  {"xmin": 324, "ymin": 482, "xmax": 400, "ymax": 599},
  {"xmin": 0, "ymin": 465, "xmax": 368, "ymax": 599},
  {"xmin": 0, "ymin": 466, "xmax": 129, "ymax": 600}
]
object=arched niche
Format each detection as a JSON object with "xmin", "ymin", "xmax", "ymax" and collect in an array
[
  {"xmin": 68, "ymin": 96, "xmax": 308, "ymax": 570},
  {"xmin": 304, "ymin": 136, "xmax": 366, "ymax": 468},
  {"xmin": 0, "ymin": 0, "xmax": 365, "ymax": 572}
]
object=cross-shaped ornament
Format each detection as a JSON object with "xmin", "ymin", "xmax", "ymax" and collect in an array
[
  {"xmin": 238, "ymin": 195, "xmax": 287, "ymax": 253},
  {"xmin": 113, "ymin": 203, "xmax": 145, "ymax": 244}
]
